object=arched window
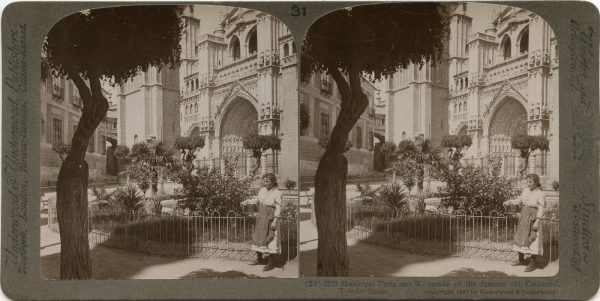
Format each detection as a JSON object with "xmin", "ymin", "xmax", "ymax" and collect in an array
[
  {"xmin": 402, "ymin": 131, "xmax": 406, "ymax": 140},
  {"xmin": 230, "ymin": 36, "xmax": 241, "ymax": 60},
  {"xmin": 185, "ymin": 105, "xmax": 189, "ymax": 114},
  {"xmin": 291, "ymin": 42, "xmax": 296, "ymax": 54},
  {"xmin": 134, "ymin": 134, "xmax": 138, "ymax": 144},
  {"xmin": 248, "ymin": 28, "xmax": 257, "ymax": 55},
  {"xmin": 460, "ymin": 79, "xmax": 463, "ymax": 90},
  {"xmin": 195, "ymin": 79, "xmax": 199, "ymax": 89},
  {"xmin": 459, "ymin": 103, "xmax": 462, "ymax": 112},
  {"xmin": 464, "ymin": 102, "xmax": 468, "ymax": 112},
  {"xmin": 454, "ymin": 103, "xmax": 457, "ymax": 113},
  {"xmin": 283, "ymin": 43, "xmax": 290, "ymax": 57},
  {"xmin": 501, "ymin": 35, "xmax": 512, "ymax": 60},
  {"xmin": 465, "ymin": 77, "xmax": 468, "ymax": 87},
  {"xmin": 195, "ymin": 103, "xmax": 198, "ymax": 113},
  {"xmin": 519, "ymin": 28, "xmax": 529, "ymax": 54}
]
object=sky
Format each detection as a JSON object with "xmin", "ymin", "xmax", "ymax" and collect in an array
[{"xmin": 191, "ymin": 5, "xmax": 232, "ymax": 36}]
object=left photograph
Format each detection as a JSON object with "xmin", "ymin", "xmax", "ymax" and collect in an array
[{"xmin": 40, "ymin": 5, "xmax": 299, "ymax": 279}]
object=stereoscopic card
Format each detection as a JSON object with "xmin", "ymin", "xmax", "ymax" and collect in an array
[{"xmin": 1, "ymin": 1, "xmax": 598, "ymax": 300}]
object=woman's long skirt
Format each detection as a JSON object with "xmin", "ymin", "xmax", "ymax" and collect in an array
[
  {"xmin": 512, "ymin": 206, "xmax": 543, "ymax": 255},
  {"xmin": 251, "ymin": 205, "xmax": 280, "ymax": 254}
]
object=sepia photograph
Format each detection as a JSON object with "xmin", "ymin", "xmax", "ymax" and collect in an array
[
  {"xmin": 39, "ymin": 4, "xmax": 299, "ymax": 280},
  {"xmin": 299, "ymin": 2, "xmax": 559, "ymax": 277}
]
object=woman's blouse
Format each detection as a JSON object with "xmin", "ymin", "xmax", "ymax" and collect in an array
[
  {"xmin": 257, "ymin": 187, "xmax": 282, "ymax": 217},
  {"xmin": 515, "ymin": 188, "xmax": 546, "ymax": 219}
]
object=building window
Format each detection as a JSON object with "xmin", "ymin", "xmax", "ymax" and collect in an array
[
  {"xmin": 368, "ymin": 131, "xmax": 374, "ymax": 151},
  {"xmin": 501, "ymin": 35, "xmax": 512, "ymax": 60},
  {"xmin": 291, "ymin": 42, "xmax": 296, "ymax": 54},
  {"xmin": 195, "ymin": 103, "xmax": 198, "ymax": 113},
  {"xmin": 230, "ymin": 36, "xmax": 241, "ymax": 60},
  {"xmin": 356, "ymin": 126, "xmax": 363, "ymax": 149},
  {"xmin": 134, "ymin": 134, "xmax": 138, "ymax": 144},
  {"xmin": 88, "ymin": 133, "xmax": 95, "ymax": 153},
  {"xmin": 100, "ymin": 135, "xmax": 106, "ymax": 155},
  {"xmin": 248, "ymin": 28, "xmax": 257, "ymax": 54},
  {"xmin": 52, "ymin": 118, "xmax": 63, "ymax": 144},
  {"xmin": 519, "ymin": 28, "xmax": 529, "ymax": 54},
  {"xmin": 283, "ymin": 43, "xmax": 290, "ymax": 57},
  {"xmin": 320, "ymin": 112, "xmax": 330, "ymax": 139}
]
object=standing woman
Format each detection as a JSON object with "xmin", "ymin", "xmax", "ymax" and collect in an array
[
  {"xmin": 243, "ymin": 173, "xmax": 282, "ymax": 271},
  {"xmin": 504, "ymin": 173, "xmax": 546, "ymax": 272}
]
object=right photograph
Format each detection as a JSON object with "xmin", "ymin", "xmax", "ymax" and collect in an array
[{"xmin": 299, "ymin": 3, "xmax": 559, "ymax": 277}]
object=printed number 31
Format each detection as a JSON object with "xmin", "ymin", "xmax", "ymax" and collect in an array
[{"xmin": 291, "ymin": 4, "xmax": 306, "ymax": 17}]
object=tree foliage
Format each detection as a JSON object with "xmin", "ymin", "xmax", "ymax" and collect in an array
[
  {"xmin": 113, "ymin": 145, "xmax": 130, "ymax": 160},
  {"xmin": 511, "ymin": 134, "xmax": 549, "ymax": 176},
  {"xmin": 127, "ymin": 141, "xmax": 177, "ymax": 194},
  {"xmin": 396, "ymin": 138, "xmax": 440, "ymax": 194},
  {"xmin": 380, "ymin": 142, "xmax": 397, "ymax": 159},
  {"xmin": 43, "ymin": 6, "xmax": 182, "ymax": 85},
  {"xmin": 441, "ymin": 135, "xmax": 472, "ymax": 161},
  {"xmin": 301, "ymin": 3, "xmax": 448, "ymax": 82},
  {"xmin": 174, "ymin": 136, "xmax": 205, "ymax": 152}
]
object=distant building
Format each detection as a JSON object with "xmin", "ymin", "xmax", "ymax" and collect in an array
[
  {"xmin": 40, "ymin": 76, "xmax": 115, "ymax": 186},
  {"xmin": 177, "ymin": 7, "xmax": 298, "ymax": 182},
  {"xmin": 385, "ymin": 43, "xmax": 450, "ymax": 147},
  {"xmin": 115, "ymin": 65, "xmax": 180, "ymax": 149},
  {"xmin": 447, "ymin": 4, "xmax": 558, "ymax": 183},
  {"xmin": 299, "ymin": 73, "xmax": 378, "ymax": 178}
]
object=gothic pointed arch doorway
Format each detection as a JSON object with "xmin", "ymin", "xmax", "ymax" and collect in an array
[
  {"xmin": 488, "ymin": 97, "xmax": 527, "ymax": 176},
  {"xmin": 219, "ymin": 97, "xmax": 258, "ymax": 176}
]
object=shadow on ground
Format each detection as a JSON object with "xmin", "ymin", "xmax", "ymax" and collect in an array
[
  {"xmin": 41, "ymin": 246, "xmax": 185, "ymax": 280},
  {"xmin": 440, "ymin": 268, "xmax": 515, "ymax": 277},
  {"xmin": 180, "ymin": 269, "xmax": 266, "ymax": 279}
]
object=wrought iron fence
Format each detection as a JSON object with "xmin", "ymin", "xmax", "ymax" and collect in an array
[
  {"xmin": 346, "ymin": 205, "xmax": 559, "ymax": 262},
  {"xmin": 88, "ymin": 210, "xmax": 298, "ymax": 262}
]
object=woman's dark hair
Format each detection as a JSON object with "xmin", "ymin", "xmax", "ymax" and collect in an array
[
  {"xmin": 262, "ymin": 173, "xmax": 278, "ymax": 187},
  {"xmin": 526, "ymin": 174, "xmax": 541, "ymax": 188}
]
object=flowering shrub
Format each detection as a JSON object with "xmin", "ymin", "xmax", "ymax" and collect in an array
[
  {"xmin": 436, "ymin": 160, "xmax": 520, "ymax": 214},
  {"xmin": 173, "ymin": 165, "xmax": 254, "ymax": 215}
]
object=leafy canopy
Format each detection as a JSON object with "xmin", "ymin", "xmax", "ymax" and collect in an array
[
  {"xmin": 511, "ymin": 134, "xmax": 549, "ymax": 158},
  {"xmin": 243, "ymin": 134, "xmax": 281, "ymax": 157},
  {"xmin": 43, "ymin": 6, "xmax": 182, "ymax": 84},
  {"xmin": 301, "ymin": 3, "xmax": 448, "ymax": 81},
  {"xmin": 175, "ymin": 136, "xmax": 205, "ymax": 152},
  {"xmin": 441, "ymin": 135, "xmax": 472, "ymax": 149}
]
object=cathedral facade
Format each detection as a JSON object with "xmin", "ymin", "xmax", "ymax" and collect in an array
[
  {"xmin": 178, "ymin": 7, "xmax": 298, "ymax": 182},
  {"xmin": 447, "ymin": 5, "xmax": 558, "ymax": 184}
]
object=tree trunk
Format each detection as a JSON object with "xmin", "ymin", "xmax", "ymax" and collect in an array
[
  {"xmin": 56, "ymin": 159, "xmax": 91, "ymax": 279},
  {"xmin": 313, "ymin": 66, "xmax": 368, "ymax": 276},
  {"xmin": 56, "ymin": 72, "xmax": 108, "ymax": 279},
  {"xmin": 315, "ymin": 151, "xmax": 349, "ymax": 276},
  {"xmin": 251, "ymin": 153, "xmax": 261, "ymax": 176},
  {"xmin": 520, "ymin": 156, "xmax": 529, "ymax": 176}
]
